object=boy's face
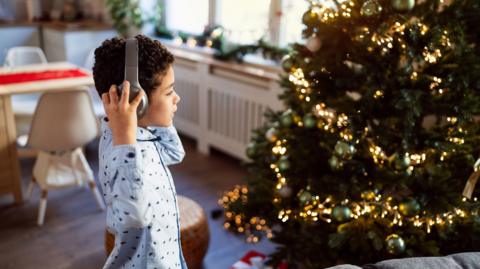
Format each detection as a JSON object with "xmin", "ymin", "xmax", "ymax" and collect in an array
[{"xmin": 138, "ymin": 65, "xmax": 180, "ymax": 127}]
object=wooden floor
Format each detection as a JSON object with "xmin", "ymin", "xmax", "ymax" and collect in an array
[{"xmin": 0, "ymin": 136, "xmax": 275, "ymax": 269}]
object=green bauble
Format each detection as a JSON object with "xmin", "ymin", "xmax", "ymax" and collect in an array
[
  {"xmin": 303, "ymin": 113, "xmax": 316, "ymax": 128},
  {"xmin": 246, "ymin": 142, "xmax": 256, "ymax": 158},
  {"xmin": 332, "ymin": 205, "xmax": 352, "ymax": 222},
  {"xmin": 386, "ymin": 234, "xmax": 406, "ymax": 255},
  {"xmin": 329, "ymin": 156, "xmax": 344, "ymax": 171},
  {"xmin": 302, "ymin": 9, "xmax": 320, "ymax": 25},
  {"xmin": 334, "ymin": 141, "xmax": 355, "ymax": 158},
  {"xmin": 391, "ymin": 0, "xmax": 415, "ymax": 12},
  {"xmin": 281, "ymin": 52, "xmax": 298, "ymax": 71},
  {"xmin": 280, "ymin": 110, "xmax": 293, "ymax": 127},
  {"xmin": 399, "ymin": 199, "xmax": 421, "ymax": 216},
  {"xmin": 361, "ymin": 0, "xmax": 382, "ymax": 17},
  {"xmin": 265, "ymin": 127, "xmax": 278, "ymax": 143},
  {"xmin": 298, "ymin": 190, "xmax": 313, "ymax": 204},
  {"xmin": 278, "ymin": 185, "xmax": 292, "ymax": 198},
  {"xmin": 394, "ymin": 154, "xmax": 411, "ymax": 170},
  {"xmin": 278, "ymin": 156, "xmax": 291, "ymax": 171}
]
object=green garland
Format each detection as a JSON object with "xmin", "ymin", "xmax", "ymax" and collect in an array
[
  {"xmin": 214, "ymin": 38, "xmax": 289, "ymax": 63},
  {"xmin": 154, "ymin": 25, "xmax": 289, "ymax": 63}
]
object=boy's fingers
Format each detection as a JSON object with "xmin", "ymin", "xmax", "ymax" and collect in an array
[
  {"xmin": 109, "ymin": 85, "xmax": 119, "ymax": 105},
  {"xmin": 132, "ymin": 90, "xmax": 144, "ymax": 108},
  {"xmin": 101, "ymin": 92, "xmax": 110, "ymax": 106},
  {"xmin": 120, "ymin": 81, "xmax": 130, "ymax": 105}
]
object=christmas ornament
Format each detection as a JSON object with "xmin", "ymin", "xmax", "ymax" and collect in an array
[
  {"xmin": 335, "ymin": 141, "xmax": 356, "ymax": 159},
  {"xmin": 394, "ymin": 154, "xmax": 411, "ymax": 170},
  {"xmin": 280, "ymin": 110, "xmax": 293, "ymax": 127},
  {"xmin": 332, "ymin": 205, "xmax": 352, "ymax": 222},
  {"xmin": 265, "ymin": 127, "xmax": 278, "ymax": 143},
  {"xmin": 391, "ymin": 0, "xmax": 415, "ymax": 12},
  {"xmin": 278, "ymin": 185, "xmax": 292, "ymax": 198},
  {"xmin": 302, "ymin": 9, "xmax": 320, "ymax": 25},
  {"xmin": 386, "ymin": 234, "xmax": 406, "ymax": 254},
  {"xmin": 298, "ymin": 189, "xmax": 312, "ymax": 204},
  {"xmin": 278, "ymin": 156, "xmax": 291, "ymax": 171},
  {"xmin": 329, "ymin": 156, "xmax": 344, "ymax": 171},
  {"xmin": 399, "ymin": 199, "xmax": 421, "ymax": 216},
  {"xmin": 281, "ymin": 54, "xmax": 295, "ymax": 71},
  {"xmin": 246, "ymin": 142, "xmax": 256, "ymax": 158},
  {"xmin": 361, "ymin": 0, "xmax": 383, "ymax": 17},
  {"xmin": 306, "ymin": 35, "xmax": 322, "ymax": 52},
  {"xmin": 303, "ymin": 114, "xmax": 316, "ymax": 128}
]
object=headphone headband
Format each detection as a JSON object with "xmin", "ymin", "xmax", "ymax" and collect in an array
[{"xmin": 124, "ymin": 38, "xmax": 141, "ymax": 89}]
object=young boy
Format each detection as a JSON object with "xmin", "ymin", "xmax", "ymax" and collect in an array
[{"xmin": 93, "ymin": 35, "xmax": 187, "ymax": 269}]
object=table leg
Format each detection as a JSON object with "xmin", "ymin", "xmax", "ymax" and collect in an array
[{"xmin": 0, "ymin": 95, "xmax": 23, "ymax": 204}]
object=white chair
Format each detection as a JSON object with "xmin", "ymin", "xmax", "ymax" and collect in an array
[
  {"xmin": 4, "ymin": 47, "xmax": 47, "ymax": 139},
  {"xmin": 4, "ymin": 46, "xmax": 47, "ymax": 67},
  {"xmin": 25, "ymin": 88, "xmax": 105, "ymax": 226},
  {"xmin": 83, "ymin": 48, "xmax": 106, "ymax": 120}
]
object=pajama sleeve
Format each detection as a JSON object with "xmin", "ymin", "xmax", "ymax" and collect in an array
[
  {"xmin": 103, "ymin": 144, "xmax": 155, "ymax": 229},
  {"xmin": 150, "ymin": 125, "xmax": 185, "ymax": 166}
]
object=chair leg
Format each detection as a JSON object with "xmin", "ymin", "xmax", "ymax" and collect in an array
[
  {"xmin": 89, "ymin": 181, "xmax": 105, "ymax": 210},
  {"xmin": 26, "ymin": 177, "xmax": 36, "ymax": 200},
  {"xmin": 37, "ymin": 190, "xmax": 48, "ymax": 226}
]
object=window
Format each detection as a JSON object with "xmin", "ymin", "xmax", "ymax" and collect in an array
[
  {"xmin": 279, "ymin": 0, "xmax": 310, "ymax": 47},
  {"xmin": 165, "ymin": 0, "xmax": 209, "ymax": 34},
  {"xmin": 217, "ymin": 0, "xmax": 271, "ymax": 44},
  {"xmin": 162, "ymin": 0, "xmax": 312, "ymax": 49}
]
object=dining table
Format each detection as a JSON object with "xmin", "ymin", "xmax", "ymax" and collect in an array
[{"xmin": 0, "ymin": 61, "xmax": 94, "ymax": 204}]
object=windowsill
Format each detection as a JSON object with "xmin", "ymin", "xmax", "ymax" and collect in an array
[{"xmin": 153, "ymin": 36, "xmax": 283, "ymax": 81}]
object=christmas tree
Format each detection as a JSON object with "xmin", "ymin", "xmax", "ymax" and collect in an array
[{"xmin": 220, "ymin": 0, "xmax": 480, "ymax": 267}]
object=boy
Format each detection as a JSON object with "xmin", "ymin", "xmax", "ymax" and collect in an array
[{"xmin": 93, "ymin": 35, "xmax": 187, "ymax": 269}]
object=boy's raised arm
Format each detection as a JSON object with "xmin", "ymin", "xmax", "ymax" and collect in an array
[
  {"xmin": 150, "ymin": 125, "xmax": 185, "ymax": 166},
  {"xmin": 101, "ymin": 81, "xmax": 154, "ymax": 228}
]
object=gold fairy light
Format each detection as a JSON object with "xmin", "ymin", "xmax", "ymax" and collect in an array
[
  {"xmin": 447, "ymin": 117, "xmax": 458, "ymax": 124},
  {"xmin": 417, "ymin": 21, "xmax": 429, "ymax": 35},
  {"xmin": 448, "ymin": 137, "xmax": 465, "ymax": 144},
  {"xmin": 440, "ymin": 31, "xmax": 452, "ymax": 47},
  {"xmin": 440, "ymin": 151, "xmax": 448, "ymax": 161},
  {"xmin": 272, "ymin": 140, "xmax": 287, "ymax": 155},
  {"xmin": 337, "ymin": 113, "xmax": 349, "ymax": 127},
  {"xmin": 289, "ymin": 68, "xmax": 310, "ymax": 88},
  {"xmin": 392, "ymin": 22, "xmax": 406, "ymax": 34},
  {"xmin": 423, "ymin": 47, "xmax": 442, "ymax": 63},
  {"xmin": 374, "ymin": 90, "xmax": 384, "ymax": 99},
  {"xmin": 369, "ymin": 144, "xmax": 387, "ymax": 165},
  {"xmin": 339, "ymin": 130, "xmax": 353, "ymax": 141},
  {"xmin": 220, "ymin": 185, "xmax": 272, "ymax": 242}
]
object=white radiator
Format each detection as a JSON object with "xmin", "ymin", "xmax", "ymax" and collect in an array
[{"xmin": 170, "ymin": 51, "xmax": 283, "ymax": 161}]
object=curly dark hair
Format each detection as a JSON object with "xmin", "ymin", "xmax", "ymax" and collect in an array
[{"xmin": 92, "ymin": 35, "xmax": 174, "ymax": 98}]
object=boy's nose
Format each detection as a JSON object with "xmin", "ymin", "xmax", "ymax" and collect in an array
[{"xmin": 175, "ymin": 93, "xmax": 181, "ymax": 104}]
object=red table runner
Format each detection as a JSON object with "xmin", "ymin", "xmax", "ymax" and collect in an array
[{"xmin": 0, "ymin": 69, "xmax": 90, "ymax": 85}]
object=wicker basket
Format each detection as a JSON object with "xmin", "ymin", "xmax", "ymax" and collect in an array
[{"xmin": 105, "ymin": 195, "xmax": 210, "ymax": 269}]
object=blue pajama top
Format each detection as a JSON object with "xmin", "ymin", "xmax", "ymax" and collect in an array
[{"xmin": 98, "ymin": 117, "xmax": 188, "ymax": 269}]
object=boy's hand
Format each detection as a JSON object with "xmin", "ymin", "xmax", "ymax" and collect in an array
[{"xmin": 101, "ymin": 81, "xmax": 144, "ymax": 145}]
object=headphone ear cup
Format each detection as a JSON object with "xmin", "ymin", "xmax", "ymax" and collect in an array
[{"xmin": 130, "ymin": 86, "xmax": 148, "ymax": 119}]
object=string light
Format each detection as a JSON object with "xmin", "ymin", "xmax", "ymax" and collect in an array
[
  {"xmin": 423, "ymin": 47, "xmax": 442, "ymax": 63},
  {"xmin": 374, "ymin": 90, "xmax": 384, "ymax": 99},
  {"xmin": 289, "ymin": 68, "xmax": 310, "ymax": 88}
]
